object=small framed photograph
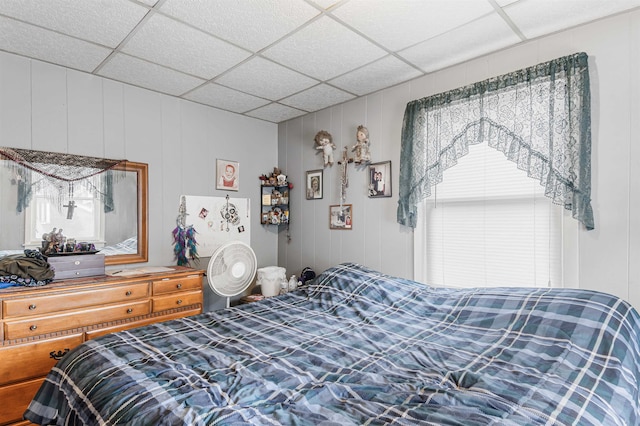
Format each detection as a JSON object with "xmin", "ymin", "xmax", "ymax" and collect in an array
[
  {"xmin": 216, "ymin": 159, "xmax": 239, "ymax": 191},
  {"xmin": 368, "ymin": 161, "xmax": 391, "ymax": 198},
  {"xmin": 306, "ymin": 169, "xmax": 323, "ymax": 200},
  {"xmin": 330, "ymin": 204, "xmax": 352, "ymax": 230}
]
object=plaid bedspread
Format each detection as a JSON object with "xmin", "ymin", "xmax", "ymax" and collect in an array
[{"xmin": 24, "ymin": 263, "xmax": 640, "ymax": 425}]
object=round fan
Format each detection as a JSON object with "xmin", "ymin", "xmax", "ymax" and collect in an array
[{"xmin": 206, "ymin": 241, "xmax": 257, "ymax": 307}]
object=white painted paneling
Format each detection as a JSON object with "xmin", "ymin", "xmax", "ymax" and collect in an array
[
  {"xmin": 67, "ymin": 69, "xmax": 103, "ymax": 156},
  {"xmin": 281, "ymin": 116, "xmax": 303, "ymax": 274},
  {"xmin": 160, "ymin": 95, "xmax": 183, "ymax": 267},
  {"xmin": 363, "ymin": 93, "xmax": 383, "ymax": 269},
  {"xmin": 300, "ymin": 115, "xmax": 319, "ymax": 270},
  {"xmin": 628, "ymin": 11, "xmax": 640, "ymax": 310},
  {"xmin": 313, "ymin": 108, "xmax": 333, "ymax": 274},
  {"xmin": 570, "ymin": 15, "xmax": 632, "ymax": 299},
  {"xmin": 0, "ymin": 53, "xmax": 31, "ymax": 148},
  {"xmin": 102, "ymin": 79, "xmax": 125, "ymax": 159},
  {"xmin": 341, "ymin": 98, "xmax": 367, "ymax": 267},
  {"xmin": 31, "ymin": 61, "xmax": 66, "ymax": 152}
]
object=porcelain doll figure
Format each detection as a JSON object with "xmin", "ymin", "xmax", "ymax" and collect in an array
[
  {"xmin": 314, "ymin": 130, "xmax": 336, "ymax": 167},
  {"xmin": 352, "ymin": 125, "xmax": 371, "ymax": 164}
]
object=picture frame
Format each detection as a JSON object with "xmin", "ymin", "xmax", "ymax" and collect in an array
[
  {"xmin": 216, "ymin": 159, "xmax": 239, "ymax": 191},
  {"xmin": 368, "ymin": 161, "xmax": 391, "ymax": 198},
  {"xmin": 305, "ymin": 169, "xmax": 323, "ymax": 200},
  {"xmin": 329, "ymin": 204, "xmax": 352, "ymax": 230}
]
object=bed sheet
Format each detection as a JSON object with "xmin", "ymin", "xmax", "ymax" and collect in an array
[{"xmin": 25, "ymin": 263, "xmax": 640, "ymax": 425}]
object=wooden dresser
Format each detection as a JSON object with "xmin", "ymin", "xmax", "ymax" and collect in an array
[{"xmin": 0, "ymin": 266, "xmax": 204, "ymax": 426}]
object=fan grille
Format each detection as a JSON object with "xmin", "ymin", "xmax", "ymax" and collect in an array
[{"xmin": 207, "ymin": 241, "xmax": 257, "ymax": 297}]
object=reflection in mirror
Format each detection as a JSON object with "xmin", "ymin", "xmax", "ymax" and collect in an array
[{"xmin": 0, "ymin": 155, "xmax": 148, "ymax": 266}]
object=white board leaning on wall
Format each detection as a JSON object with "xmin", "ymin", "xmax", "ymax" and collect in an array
[{"xmin": 182, "ymin": 195, "xmax": 250, "ymax": 257}]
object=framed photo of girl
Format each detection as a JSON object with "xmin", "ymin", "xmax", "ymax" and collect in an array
[
  {"xmin": 306, "ymin": 169, "xmax": 323, "ymax": 200},
  {"xmin": 216, "ymin": 159, "xmax": 239, "ymax": 191},
  {"xmin": 368, "ymin": 161, "xmax": 391, "ymax": 198}
]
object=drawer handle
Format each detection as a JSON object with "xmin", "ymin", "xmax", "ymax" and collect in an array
[
  {"xmin": 29, "ymin": 325, "xmax": 37, "ymax": 331},
  {"xmin": 29, "ymin": 304, "xmax": 37, "ymax": 310},
  {"xmin": 126, "ymin": 291, "xmax": 132, "ymax": 296},
  {"xmin": 50, "ymin": 349, "xmax": 70, "ymax": 360},
  {"xmin": 176, "ymin": 283, "xmax": 182, "ymax": 289},
  {"xmin": 176, "ymin": 299, "xmax": 182, "ymax": 305},
  {"xmin": 127, "ymin": 308, "xmax": 133, "ymax": 313}
]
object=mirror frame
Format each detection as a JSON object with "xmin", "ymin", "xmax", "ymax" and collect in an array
[{"xmin": 105, "ymin": 160, "xmax": 148, "ymax": 266}]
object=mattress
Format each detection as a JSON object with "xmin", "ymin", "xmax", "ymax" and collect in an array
[{"xmin": 24, "ymin": 262, "xmax": 640, "ymax": 425}]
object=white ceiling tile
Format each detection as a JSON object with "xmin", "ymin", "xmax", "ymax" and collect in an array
[
  {"xmin": 307, "ymin": 0, "xmax": 342, "ymax": 10},
  {"xmin": 505, "ymin": 0, "xmax": 640, "ymax": 39},
  {"xmin": 122, "ymin": 13, "xmax": 250, "ymax": 80},
  {"xmin": 280, "ymin": 84, "xmax": 355, "ymax": 112},
  {"xmin": 184, "ymin": 83, "xmax": 270, "ymax": 114},
  {"xmin": 332, "ymin": 0, "xmax": 494, "ymax": 51},
  {"xmin": 135, "ymin": 0, "xmax": 159, "ymax": 5},
  {"xmin": 263, "ymin": 16, "xmax": 387, "ymax": 81},
  {"xmin": 0, "ymin": 0, "xmax": 148, "ymax": 48},
  {"xmin": 399, "ymin": 13, "xmax": 521, "ymax": 73},
  {"xmin": 159, "ymin": 0, "xmax": 319, "ymax": 51},
  {"xmin": 0, "ymin": 17, "xmax": 112, "ymax": 72},
  {"xmin": 329, "ymin": 55, "xmax": 422, "ymax": 96},
  {"xmin": 97, "ymin": 53, "xmax": 205, "ymax": 96},
  {"xmin": 216, "ymin": 57, "xmax": 318, "ymax": 101},
  {"xmin": 246, "ymin": 103, "xmax": 307, "ymax": 123}
]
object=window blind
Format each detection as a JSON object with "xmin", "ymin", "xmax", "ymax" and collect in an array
[{"xmin": 420, "ymin": 143, "xmax": 562, "ymax": 288}]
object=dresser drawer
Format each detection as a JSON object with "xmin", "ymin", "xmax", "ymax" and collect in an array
[
  {"xmin": 0, "ymin": 333, "xmax": 83, "ymax": 385},
  {"xmin": 86, "ymin": 306, "xmax": 203, "ymax": 340},
  {"xmin": 0, "ymin": 377, "xmax": 43, "ymax": 425},
  {"xmin": 153, "ymin": 290, "xmax": 202, "ymax": 312},
  {"xmin": 152, "ymin": 274, "xmax": 202, "ymax": 295},
  {"xmin": 4, "ymin": 300, "xmax": 151, "ymax": 340},
  {"xmin": 3, "ymin": 282, "xmax": 150, "ymax": 319}
]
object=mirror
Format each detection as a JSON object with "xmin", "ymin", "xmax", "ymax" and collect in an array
[
  {"xmin": 0, "ymin": 158, "xmax": 148, "ymax": 266},
  {"xmin": 105, "ymin": 161, "xmax": 148, "ymax": 265}
]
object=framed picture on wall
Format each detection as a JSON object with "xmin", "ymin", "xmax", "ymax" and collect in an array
[
  {"xmin": 329, "ymin": 204, "xmax": 352, "ymax": 230},
  {"xmin": 368, "ymin": 161, "xmax": 391, "ymax": 198},
  {"xmin": 306, "ymin": 169, "xmax": 323, "ymax": 200},
  {"xmin": 216, "ymin": 159, "xmax": 239, "ymax": 191}
]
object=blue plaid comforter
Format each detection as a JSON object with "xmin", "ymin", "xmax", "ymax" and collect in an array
[{"xmin": 24, "ymin": 263, "xmax": 640, "ymax": 425}]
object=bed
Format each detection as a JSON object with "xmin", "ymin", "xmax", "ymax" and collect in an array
[{"xmin": 24, "ymin": 262, "xmax": 640, "ymax": 425}]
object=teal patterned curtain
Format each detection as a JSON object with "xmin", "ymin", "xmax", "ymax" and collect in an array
[
  {"xmin": 0, "ymin": 147, "xmax": 125, "ymax": 213},
  {"xmin": 397, "ymin": 52, "xmax": 594, "ymax": 230}
]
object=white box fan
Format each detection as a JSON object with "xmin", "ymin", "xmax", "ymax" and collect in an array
[{"xmin": 206, "ymin": 241, "xmax": 257, "ymax": 308}]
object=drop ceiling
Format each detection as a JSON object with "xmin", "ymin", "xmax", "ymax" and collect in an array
[{"xmin": 1, "ymin": 0, "xmax": 639, "ymax": 123}]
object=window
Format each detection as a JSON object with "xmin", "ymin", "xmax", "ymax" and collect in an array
[
  {"xmin": 414, "ymin": 143, "xmax": 577, "ymax": 288},
  {"xmin": 24, "ymin": 182, "xmax": 105, "ymax": 250}
]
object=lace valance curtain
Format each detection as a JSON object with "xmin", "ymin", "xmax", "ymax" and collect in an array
[
  {"xmin": 397, "ymin": 52, "xmax": 594, "ymax": 230},
  {"xmin": 0, "ymin": 147, "xmax": 126, "ymax": 213}
]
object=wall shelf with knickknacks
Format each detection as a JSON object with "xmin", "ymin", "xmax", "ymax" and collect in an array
[{"xmin": 259, "ymin": 168, "xmax": 291, "ymax": 226}]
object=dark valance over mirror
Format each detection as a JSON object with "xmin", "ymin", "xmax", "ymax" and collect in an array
[{"xmin": 0, "ymin": 148, "xmax": 148, "ymax": 266}]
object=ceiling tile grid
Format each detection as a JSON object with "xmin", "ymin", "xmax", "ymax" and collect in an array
[
  {"xmin": 120, "ymin": 13, "xmax": 251, "ymax": 80},
  {"xmin": 280, "ymin": 83, "xmax": 355, "ymax": 112},
  {"xmin": 215, "ymin": 56, "xmax": 319, "ymax": 101},
  {"xmin": 98, "ymin": 53, "xmax": 206, "ymax": 97},
  {"xmin": 0, "ymin": 0, "xmax": 639, "ymax": 123},
  {"xmin": 0, "ymin": 16, "xmax": 112, "ymax": 72},
  {"xmin": 184, "ymin": 83, "xmax": 271, "ymax": 114},
  {"xmin": 0, "ymin": 0, "xmax": 149, "ymax": 48}
]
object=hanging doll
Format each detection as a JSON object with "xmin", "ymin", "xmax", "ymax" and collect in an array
[
  {"xmin": 352, "ymin": 125, "xmax": 371, "ymax": 164},
  {"xmin": 314, "ymin": 130, "xmax": 336, "ymax": 167},
  {"xmin": 172, "ymin": 196, "xmax": 198, "ymax": 266}
]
